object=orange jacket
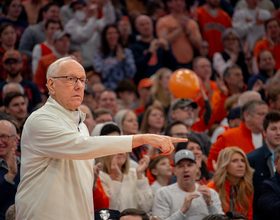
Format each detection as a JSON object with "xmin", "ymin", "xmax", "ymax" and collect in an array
[
  {"xmin": 93, "ymin": 176, "xmax": 109, "ymax": 211},
  {"xmin": 254, "ymin": 38, "xmax": 280, "ymax": 70},
  {"xmin": 33, "ymin": 53, "xmax": 58, "ymax": 93},
  {"xmin": 207, "ymin": 180, "xmax": 253, "ymax": 220},
  {"xmin": 207, "ymin": 122, "xmax": 256, "ymax": 172}
]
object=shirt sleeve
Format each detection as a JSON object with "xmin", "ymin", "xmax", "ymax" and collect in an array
[
  {"xmin": 213, "ymin": 52, "xmax": 232, "ymax": 76},
  {"xmin": 135, "ymin": 177, "xmax": 154, "ymax": 213},
  {"xmin": 208, "ymin": 189, "xmax": 224, "ymax": 215}
]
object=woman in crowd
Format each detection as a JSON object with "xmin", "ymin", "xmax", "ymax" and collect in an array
[
  {"xmin": 0, "ymin": 0, "xmax": 28, "ymax": 48},
  {"xmin": 93, "ymin": 24, "xmax": 136, "ymax": 90},
  {"xmin": 207, "ymin": 147, "xmax": 254, "ymax": 220},
  {"xmin": 213, "ymin": 28, "xmax": 258, "ymax": 84}
]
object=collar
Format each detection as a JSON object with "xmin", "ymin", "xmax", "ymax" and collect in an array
[
  {"xmin": 238, "ymin": 121, "xmax": 253, "ymax": 137},
  {"xmin": 0, "ymin": 156, "xmax": 20, "ymax": 170},
  {"xmin": 259, "ymin": 69, "xmax": 276, "ymax": 78},
  {"xmin": 262, "ymin": 143, "xmax": 273, "ymax": 159}
]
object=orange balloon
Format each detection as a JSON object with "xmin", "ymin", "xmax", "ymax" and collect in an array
[{"xmin": 169, "ymin": 69, "xmax": 200, "ymax": 99}]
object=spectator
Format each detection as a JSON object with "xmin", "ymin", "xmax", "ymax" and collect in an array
[
  {"xmin": 86, "ymin": 70, "xmax": 101, "ymax": 88},
  {"xmin": 170, "ymin": 99, "xmax": 212, "ymax": 157},
  {"xmin": 235, "ymin": 0, "xmax": 275, "ymax": 13},
  {"xmin": 157, "ymin": 0, "xmax": 202, "ymax": 69},
  {"xmin": 0, "ymin": 23, "xmax": 31, "ymax": 81},
  {"xmin": 130, "ymin": 15, "xmax": 177, "ymax": 85},
  {"xmin": 140, "ymin": 105, "xmax": 166, "ymax": 134},
  {"xmin": 119, "ymin": 208, "xmax": 149, "ymax": 220},
  {"xmin": 79, "ymin": 104, "xmax": 96, "ymax": 134},
  {"xmin": 22, "ymin": 0, "xmax": 48, "ymax": 25},
  {"xmin": 0, "ymin": 119, "xmax": 20, "ymax": 220},
  {"xmin": 19, "ymin": 2, "xmax": 60, "ymax": 59},
  {"xmin": 152, "ymin": 149, "xmax": 224, "ymax": 220},
  {"xmin": 115, "ymin": 80, "xmax": 137, "ymax": 111},
  {"xmin": 32, "ymin": 19, "xmax": 61, "ymax": 74},
  {"xmin": 213, "ymin": 28, "xmax": 258, "ymax": 83},
  {"xmin": 146, "ymin": 0, "xmax": 165, "ymax": 37},
  {"xmin": 83, "ymin": 87, "xmax": 96, "ymax": 110},
  {"xmin": 196, "ymin": 0, "xmax": 231, "ymax": 58},
  {"xmin": 0, "ymin": 0, "xmax": 28, "ymax": 48},
  {"xmin": 93, "ymin": 108, "xmax": 114, "ymax": 126},
  {"xmin": 33, "ymin": 30, "xmax": 70, "ymax": 98},
  {"xmin": 248, "ymin": 50, "xmax": 276, "ymax": 100},
  {"xmin": 247, "ymin": 111, "xmax": 280, "ymax": 220},
  {"xmin": 91, "ymin": 82, "xmax": 105, "ymax": 104},
  {"xmin": 198, "ymin": 40, "xmax": 210, "ymax": 58},
  {"xmin": 207, "ymin": 147, "xmax": 254, "ymax": 220},
  {"xmin": 0, "ymin": 49, "xmax": 42, "ymax": 113},
  {"xmin": 267, "ymin": 87, "xmax": 280, "ymax": 111},
  {"xmin": 4, "ymin": 92, "xmax": 28, "ymax": 130},
  {"xmin": 232, "ymin": 0, "xmax": 270, "ymax": 51},
  {"xmin": 98, "ymin": 90, "xmax": 118, "ymax": 114},
  {"xmin": 254, "ymin": 18, "xmax": 280, "ymax": 69},
  {"xmin": 93, "ymin": 24, "xmax": 136, "ymax": 90},
  {"xmin": 207, "ymin": 100, "xmax": 268, "ymax": 171},
  {"xmin": 65, "ymin": 0, "xmax": 116, "ymax": 70}
]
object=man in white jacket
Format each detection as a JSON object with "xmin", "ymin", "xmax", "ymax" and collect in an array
[
  {"xmin": 64, "ymin": 0, "xmax": 116, "ymax": 70},
  {"xmin": 15, "ymin": 57, "xmax": 184, "ymax": 220}
]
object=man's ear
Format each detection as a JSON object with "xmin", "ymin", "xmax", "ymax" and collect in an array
[
  {"xmin": 47, "ymin": 78, "xmax": 55, "ymax": 96},
  {"xmin": 243, "ymin": 111, "xmax": 250, "ymax": 122}
]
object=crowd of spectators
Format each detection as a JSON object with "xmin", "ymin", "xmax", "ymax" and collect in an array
[{"xmin": 2, "ymin": 0, "xmax": 280, "ymax": 219}]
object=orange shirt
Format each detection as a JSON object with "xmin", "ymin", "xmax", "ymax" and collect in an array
[
  {"xmin": 254, "ymin": 38, "xmax": 280, "ymax": 70},
  {"xmin": 156, "ymin": 15, "xmax": 202, "ymax": 64},
  {"xmin": 93, "ymin": 177, "xmax": 109, "ymax": 211},
  {"xmin": 196, "ymin": 6, "xmax": 232, "ymax": 58}
]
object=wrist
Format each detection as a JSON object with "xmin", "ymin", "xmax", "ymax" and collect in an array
[
  {"xmin": 207, "ymin": 200, "xmax": 213, "ymax": 206},
  {"xmin": 5, "ymin": 172, "xmax": 16, "ymax": 182},
  {"xmin": 136, "ymin": 171, "xmax": 144, "ymax": 179},
  {"xmin": 180, "ymin": 207, "xmax": 188, "ymax": 214}
]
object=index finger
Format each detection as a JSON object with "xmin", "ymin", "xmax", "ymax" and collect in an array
[{"xmin": 170, "ymin": 137, "xmax": 188, "ymax": 143}]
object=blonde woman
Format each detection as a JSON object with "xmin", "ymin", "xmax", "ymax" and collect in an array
[{"xmin": 207, "ymin": 147, "xmax": 254, "ymax": 220}]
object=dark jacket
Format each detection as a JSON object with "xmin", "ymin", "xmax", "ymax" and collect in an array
[
  {"xmin": 258, "ymin": 172, "xmax": 280, "ymax": 220},
  {"xmin": 247, "ymin": 143, "xmax": 274, "ymax": 220}
]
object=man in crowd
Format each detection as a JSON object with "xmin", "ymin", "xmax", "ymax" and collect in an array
[
  {"xmin": 247, "ymin": 111, "xmax": 280, "ymax": 220},
  {"xmin": 130, "ymin": 15, "xmax": 177, "ymax": 85},
  {"xmin": 119, "ymin": 208, "xmax": 149, "ymax": 220},
  {"xmin": 0, "ymin": 119, "xmax": 20, "ymax": 220},
  {"xmin": 267, "ymin": 87, "xmax": 280, "ymax": 111},
  {"xmin": 0, "ymin": 50, "xmax": 42, "ymax": 113},
  {"xmin": 157, "ymin": 0, "xmax": 201, "ymax": 68},
  {"xmin": 238, "ymin": 90, "xmax": 262, "ymax": 106},
  {"xmin": 15, "ymin": 57, "xmax": 183, "ymax": 220},
  {"xmin": 207, "ymin": 99, "xmax": 268, "ymax": 171},
  {"xmin": 94, "ymin": 108, "xmax": 114, "ymax": 125},
  {"xmin": 152, "ymin": 149, "xmax": 223, "ymax": 219},
  {"xmin": 98, "ymin": 90, "xmax": 118, "ymax": 114},
  {"xmin": 19, "ymin": 2, "xmax": 60, "ymax": 59}
]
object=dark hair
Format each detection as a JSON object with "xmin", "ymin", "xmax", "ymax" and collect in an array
[
  {"xmin": 100, "ymin": 124, "xmax": 121, "ymax": 135},
  {"xmin": 263, "ymin": 110, "xmax": 280, "ymax": 131},
  {"xmin": 4, "ymin": 92, "xmax": 24, "ymax": 107},
  {"xmin": 267, "ymin": 86, "xmax": 280, "ymax": 103},
  {"xmin": 100, "ymin": 24, "xmax": 122, "ymax": 56},
  {"xmin": 146, "ymin": 0, "xmax": 162, "ymax": 16},
  {"xmin": 0, "ymin": 23, "xmax": 15, "ymax": 36},
  {"xmin": 115, "ymin": 80, "xmax": 136, "ymax": 95},
  {"xmin": 202, "ymin": 211, "xmax": 248, "ymax": 220},
  {"xmin": 3, "ymin": 0, "xmax": 21, "ymax": 15},
  {"xmin": 42, "ymin": 2, "xmax": 60, "ymax": 13},
  {"xmin": 257, "ymin": 50, "xmax": 274, "ymax": 63},
  {"xmin": 44, "ymin": 19, "xmax": 61, "ymax": 29},
  {"xmin": 93, "ymin": 108, "xmax": 114, "ymax": 119},
  {"xmin": 119, "ymin": 208, "xmax": 149, "ymax": 220},
  {"xmin": 265, "ymin": 18, "xmax": 280, "ymax": 30},
  {"xmin": 223, "ymin": 64, "xmax": 241, "ymax": 79},
  {"xmin": 148, "ymin": 155, "xmax": 169, "ymax": 178},
  {"xmin": 241, "ymin": 99, "xmax": 267, "ymax": 121},
  {"xmin": 165, "ymin": 121, "xmax": 186, "ymax": 136}
]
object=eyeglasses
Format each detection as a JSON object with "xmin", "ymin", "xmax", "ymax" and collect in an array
[
  {"xmin": 171, "ymin": 133, "xmax": 189, "ymax": 138},
  {"xmin": 52, "ymin": 76, "xmax": 88, "ymax": 86},
  {"xmin": 0, "ymin": 135, "xmax": 16, "ymax": 142}
]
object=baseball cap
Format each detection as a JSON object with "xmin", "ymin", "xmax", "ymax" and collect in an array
[
  {"xmin": 3, "ymin": 49, "xmax": 22, "ymax": 63},
  {"xmin": 138, "ymin": 78, "xmax": 153, "ymax": 89},
  {"xmin": 70, "ymin": 0, "xmax": 85, "ymax": 8},
  {"xmin": 227, "ymin": 106, "xmax": 241, "ymax": 120},
  {"xmin": 174, "ymin": 149, "xmax": 196, "ymax": 165},
  {"xmin": 171, "ymin": 98, "xmax": 198, "ymax": 111},
  {"xmin": 52, "ymin": 30, "xmax": 70, "ymax": 42}
]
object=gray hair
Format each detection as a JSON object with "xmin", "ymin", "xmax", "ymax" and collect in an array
[
  {"xmin": 3, "ymin": 83, "xmax": 24, "ymax": 96},
  {"xmin": 46, "ymin": 57, "xmax": 79, "ymax": 80},
  {"xmin": 265, "ymin": 77, "xmax": 280, "ymax": 90},
  {"xmin": 241, "ymin": 99, "xmax": 266, "ymax": 121},
  {"xmin": 238, "ymin": 91, "xmax": 261, "ymax": 107},
  {"xmin": 274, "ymin": 146, "xmax": 280, "ymax": 163},
  {"xmin": 221, "ymin": 28, "xmax": 240, "ymax": 42}
]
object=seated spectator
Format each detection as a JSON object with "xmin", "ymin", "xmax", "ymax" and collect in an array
[
  {"xmin": 4, "ymin": 92, "xmax": 28, "ymax": 131},
  {"xmin": 98, "ymin": 90, "xmax": 118, "ymax": 114},
  {"xmin": 97, "ymin": 123, "xmax": 153, "ymax": 212},
  {"xmin": 267, "ymin": 87, "xmax": 280, "ymax": 111},
  {"xmin": 0, "ymin": 119, "xmax": 20, "ymax": 220},
  {"xmin": 213, "ymin": 29, "xmax": 258, "ymax": 83},
  {"xmin": 248, "ymin": 50, "xmax": 276, "ymax": 100},
  {"xmin": 33, "ymin": 30, "xmax": 70, "ymax": 98},
  {"xmin": 94, "ymin": 108, "xmax": 114, "ymax": 126},
  {"xmin": 140, "ymin": 105, "xmax": 166, "ymax": 134},
  {"xmin": 65, "ymin": 0, "xmax": 116, "ymax": 70},
  {"xmin": 207, "ymin": 147, "xmax": 254, "ymax": 220},
  {"xmin": 119, "ymin": 208, "xmax": 149, "ymax": 220},
  {"xmin": 130, "ymin": 15, "xmax": 177, "ymax": 85},
  {"xmin": 232, "ymin": 0, "xmax": 270, "ymax": 51},
  {"xmin": 258, "ymin": 145, "xmax": 280, "ymax": 220},
  {"xmin": 152, "ymin": 149, "xmax": 224, "ymax": 219},
  {"xmin": 19, "ymin": 2, "xmax": 60, "ymax": 59},
  {"xmin": 115, "ymin": 80, "xmax": 137, "ymax": 111},
  {"xmin": 254, "ymin": 19, "xmax": 280, "ymax": 69},
  {"xmin": 32, "ymin": 19, "xmax": 61, "ymax": 74},
  {"xmin": 0, "ymin": 0, "xmax": 28, "ymax": 48},
  {"xmin": 207, "ymin": 100, "xmax": 268, "ymax": 171},
  {"xmin": 79, "ymin": 104, "xmax": 96, "ymax": 134},
  {"xmin": 0, "ymin": 23, "xmax": 31, "ymax": 81},
  {"xmin": 0, "ymin": 49, "xmax": 42, "ymax": 113},
  {"xmin": 149, "ymin": 154, "xmax": 172, "ymax": 195},
  {"xmin": 196, "ymin": 0, "xmax": 231, "ymax": 59},
  {"xmin": 157, "ymin": 0, "xmax": 201, "ymax": 69},
  {"xmin": 93, "ymin": 24, "xmax": 136, "ymax": 90},
  {"xmin": 22, "ymin": 0, "xmax": 48, "ymax": 25}
]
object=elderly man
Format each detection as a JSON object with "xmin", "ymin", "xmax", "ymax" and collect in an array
[
  {"xmin": 15, "ymin": 57, "xmax": 182, "ymax": 220},
  {"xmin": 152, "ymin": 149, "xmax": 223, "ymax": 220},
  {"xmin": 0, "ymin": 119, "xmax": 20, "ymax": 220}
]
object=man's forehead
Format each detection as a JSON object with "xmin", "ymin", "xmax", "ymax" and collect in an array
[
  {"xmin": 58, "ymin": 61, "xmax": 85, "ymax": 77},
  {"xmin": 0, "ymin": 120, "xmax": 16, "ymax": 133}
]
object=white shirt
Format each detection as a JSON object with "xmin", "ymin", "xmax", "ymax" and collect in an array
[
  {"xmin": 15, "ymin": 97, "xmax": 133, "ymax": 220},
  {"xmin": 151, "ymin": 180, "xmax": 162, "ymax": 195},
  {"xmin": 252, "ymin": 132, "xmax": 263, "ymax": 149}
]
